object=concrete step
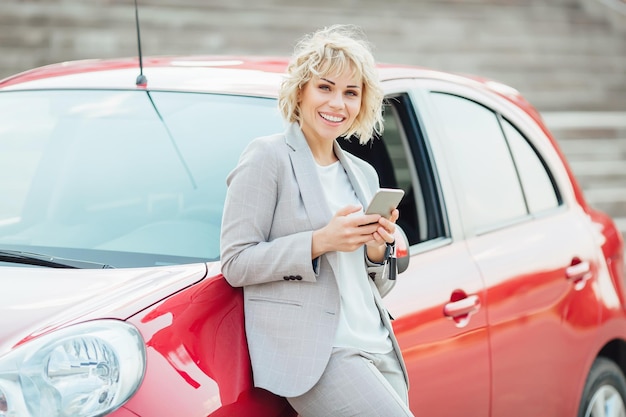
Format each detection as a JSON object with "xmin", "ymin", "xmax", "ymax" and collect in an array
[
  {"xmin": 557, "ymin": 138, "xmax": 626, "ymax": 161},
  {"xmin": 567, "ymin": 161, "xmax": 626, "ymax": 188},
  {"xmin": 543, "ymin": 112, "xmax": 626, "ymax": 139}
]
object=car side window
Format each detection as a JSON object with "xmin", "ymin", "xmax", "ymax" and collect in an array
[
  {"xmin": 501, "ymin": 118, "xmax": 561, "ymax": 213},
  {"xmin": 430, "ymin": 92, "xmax": 527, "ymax": 233},
  {"xmin": 430, "ymin": 92, "xmax": 562, "ymax": 233}
]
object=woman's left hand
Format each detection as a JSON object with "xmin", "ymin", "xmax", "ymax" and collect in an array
[{"xmin": 365, "ymin": 208, "xmax": 399, "ymax": 263}]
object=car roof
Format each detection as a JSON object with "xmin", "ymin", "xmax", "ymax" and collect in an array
[{"xmin": 0, "ymin": 55, "xmax": 523, "ymax": 103}]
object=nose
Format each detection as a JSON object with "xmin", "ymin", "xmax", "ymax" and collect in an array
[{"xmin": 328, "ymin": 91, "xmax": 345, "ymax": 109}]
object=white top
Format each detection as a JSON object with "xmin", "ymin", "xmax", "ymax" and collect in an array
[{"xmin": 315, "ymin": 160, "xmax": 392, "ymax": 353}]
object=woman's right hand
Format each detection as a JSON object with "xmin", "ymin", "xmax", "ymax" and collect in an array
[{"xmin": 311, "ymin": 205, "xmax": 382, "ymax": 259}]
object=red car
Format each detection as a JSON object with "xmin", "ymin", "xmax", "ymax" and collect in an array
[{"xmin": 0, "ymin": 56, "xmax": 624, "ymax": 417}]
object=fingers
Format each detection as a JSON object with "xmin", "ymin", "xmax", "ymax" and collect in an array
[
  {"xmin": 335, "ymin": 205, "xmax": 362, "ymax": 217},
  {"xmin": 376, "ymin": 209, "xmax": 399, "ymax": 244},
  {"xmin": 328, "ymin": 206, "xmax": 398, "ymax": 251},
  {"xmin": 324, "ymin": 206, "xmax": 377, "ymax": 252},
  {"xmin": 389, "ymin": 208, "xmax": 399, "ymax": 223}
]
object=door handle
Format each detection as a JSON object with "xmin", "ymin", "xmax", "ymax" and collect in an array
[
  {"xmin": 566, "ymin": 260, "xmax": 591, "ymax": 290},
  {"xmin": 444, "ymin": 294, "xmax": 480, "ymax": 318}
]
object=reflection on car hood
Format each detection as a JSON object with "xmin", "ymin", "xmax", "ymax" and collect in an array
[{"xmin": 0, "ymin": 262, "xmax": 214, "ymax": 356}]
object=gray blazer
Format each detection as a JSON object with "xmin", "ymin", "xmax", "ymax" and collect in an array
[{"xmin": 220, "ymin": 122, "xmax": 408, "ymax": 398}]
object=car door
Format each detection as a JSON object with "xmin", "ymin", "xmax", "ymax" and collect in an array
[
  {"xmin": 427, "ymin": 89, "xmax": 601, "ymax": 417},
  {"xmin": 343, "ymin": 81, "xmax": 490, "ymax": 416}
]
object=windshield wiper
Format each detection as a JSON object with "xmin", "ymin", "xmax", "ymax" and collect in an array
[{"xmin": 0, "ymin": 250, "xmax": 114, "ymax": 269}]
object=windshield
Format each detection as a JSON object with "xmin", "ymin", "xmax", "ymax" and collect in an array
[{"xmin": 0, "ymin": 89, "xmax": 284, "ymax": 267}]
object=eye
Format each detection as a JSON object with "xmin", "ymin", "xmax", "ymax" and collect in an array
[
  {"xmin": 319, "ymin": 84, "xmax": 331, "ymax": 91},
  {"xmin": 345, "ymin": 90, "xmax": 359, "ymax": 97}
]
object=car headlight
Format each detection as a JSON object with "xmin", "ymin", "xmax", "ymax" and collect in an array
[{"xmin": 0, "ymin": 320, "xmax": 146, "ymax": 417}]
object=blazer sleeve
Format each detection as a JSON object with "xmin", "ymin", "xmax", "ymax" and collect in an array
[
  {"xmin": 365, "ymin": 249, "xmax": 397, "ymax": 298},
  {"xmin": 220, "ymin": 137, "xmax": 317, "ymax": 287}
]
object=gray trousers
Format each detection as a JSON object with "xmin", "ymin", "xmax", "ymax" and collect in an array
[{"xmin": 286, "ymin": 347, "xmax": 415, "ymax": 417}]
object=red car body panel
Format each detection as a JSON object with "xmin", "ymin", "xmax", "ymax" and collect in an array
[
  {"xmin": 120, "ymin": 273, "xmax": 296, "ymax": 417},
  {"xmin": 385, "ymin": 241, "xmax": 491, "ymax": 416},
  {"xmin": 0, "ymin": 264, "xmax": 208, "ymax": 355},
  {"xmin": 2, "ymin": 56, "xmax": 625, "ymax": 416}
]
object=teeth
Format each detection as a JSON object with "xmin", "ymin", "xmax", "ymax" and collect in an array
[{"xmin": 320, "ymin": 113, "xmax": 343, "ymax": 123}]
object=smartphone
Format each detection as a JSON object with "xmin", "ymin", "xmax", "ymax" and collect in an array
[{"xmin": 365, "ymin": 188, "xmax": 405, "ymax": 219}]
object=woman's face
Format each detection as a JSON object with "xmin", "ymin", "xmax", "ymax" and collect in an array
[{"xmin": 298, "ymin": 68, "xmax": 363, "ymax": 144}]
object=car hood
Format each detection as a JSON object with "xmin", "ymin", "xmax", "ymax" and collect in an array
[{"xmin": 0, "ymin": 262, "xmax": 215, "ymax": 356}]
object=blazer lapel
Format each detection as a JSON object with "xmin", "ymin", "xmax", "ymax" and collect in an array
[
  {"xmin": 285, "ymin": 123, "xmax": 332, "ymax": 231},
  {"xmin": 284, "ymin": 124, "xmax": 375, "ymax": 276},
  {"xmin": 334, "ymin": 140, "xmax": 372, "ymax": 207}
]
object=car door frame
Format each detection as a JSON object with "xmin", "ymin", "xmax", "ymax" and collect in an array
[
  {"xmin": 380, "ymin": 79, "xmax": 491, "ymax": 416},
  {"xmin": 414, "ymin": 77, "xmax": 605, "ymax": 416}
]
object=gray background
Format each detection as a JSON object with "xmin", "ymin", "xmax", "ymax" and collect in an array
[{"xmin": 1, "ymin": 0, "xmax": 625, "ymax": 238}]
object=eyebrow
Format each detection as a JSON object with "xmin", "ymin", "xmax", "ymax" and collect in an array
[{"xmin": 320, "ymin": 77, "xmax": 361, "ymax": 89}]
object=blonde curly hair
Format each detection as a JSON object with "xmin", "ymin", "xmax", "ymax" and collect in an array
[{"xmin": 278, "ymin": 24, "xmax": 384, "ymax": 144}]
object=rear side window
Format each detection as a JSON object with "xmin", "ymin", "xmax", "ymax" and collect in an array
[
  {"xmin": 429, "ymin": 92, "xmax": 560, "ymax": 233},
  {"xmin": 501, "ymin": 119, "xmax": 560, "ymax": 213}
]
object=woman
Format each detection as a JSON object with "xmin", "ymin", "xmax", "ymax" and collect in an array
[{"xmin": 220, "ymin": 24, "xmax": 413, "ymax": 417}]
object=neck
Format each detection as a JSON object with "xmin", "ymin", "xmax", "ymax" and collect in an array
[
  {"xmin": 297, "ymin": 123, "xmax": 339, "ymax": 165},
  {"xmin": 308, "ymin": 140, "xmax": 338, "ymax": 166}
]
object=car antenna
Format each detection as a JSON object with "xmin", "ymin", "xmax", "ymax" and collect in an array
[{"xmin": 134, "ymin": 0, "xmax": 147, "ymax": 86}]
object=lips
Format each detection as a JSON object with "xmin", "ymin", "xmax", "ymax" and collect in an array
[{"xmin": 319, "ymin": 112, "xmax": 345, "ymax": 123}]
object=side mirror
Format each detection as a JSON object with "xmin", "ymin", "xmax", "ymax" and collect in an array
[{"xmin": 394, "ymin": 226, "xmax": 410, "ymax": 274}]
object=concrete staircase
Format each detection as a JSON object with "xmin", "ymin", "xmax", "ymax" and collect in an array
[
  {"xmin": 543, "ymin": 111, "xmax": 626, "ymax": 242},
  {"xmin": 0, "ymin": 0, "xmax": 625, "ymax": 111}
]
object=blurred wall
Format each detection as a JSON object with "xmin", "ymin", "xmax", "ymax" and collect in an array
[{"xmin": 0, "ymin": 0, "xmax": 625, "ymax": 111}]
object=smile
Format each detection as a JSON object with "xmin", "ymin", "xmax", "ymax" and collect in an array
[{"xmin": 319, "ymin": 112, "xmax": 345, "ymax": 123}]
